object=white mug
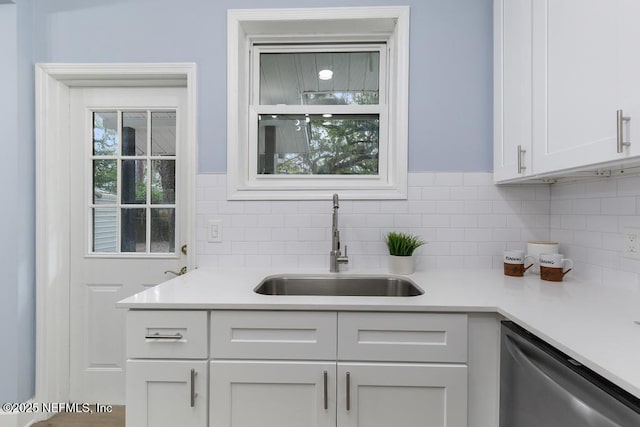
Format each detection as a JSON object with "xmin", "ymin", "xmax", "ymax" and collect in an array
[
  {"xmin": 527, "ymin": 241, "xmax": 559, "ymax": 274},
  {"xmin": 539, "ymin": 253, "xmax": 573, "ymax": 282},
  {"xmin": 503, "ymin": 250, "xmax": 535, "ymax": 277}
]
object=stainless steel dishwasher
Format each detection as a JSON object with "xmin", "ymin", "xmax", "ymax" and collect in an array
[{"xmin": 500, "ymin": 321, "xmax": 640, "ymax": 427}]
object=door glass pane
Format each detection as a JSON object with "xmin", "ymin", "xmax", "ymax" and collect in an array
[
  {"xmin": 258, "ymin": 114, "xmax": 379, "ymax": 175},
  {"xmin": 260, "ymin": 51, "xmax": 380, "ymax": 105},
  {"xmin": 93, "ymin": 160, "xmax": 117, "ymax": 204},
  {"xmin": 151, "ymin": 111, "xmax": 176, "ymax": 155},
  {"xmin": 122, "ymin": 112, "xmax": 147, "ymax": 155},
  {"xmin": 151, "ymin": 208, "xmax": 175, "ymax": 253},
  {"xmin": 151, "ymin": 160, "xmax": 175, "ymax": 204},
  {"xmin": 121, "ymin": 160, "xmax": 147, "ymax": 204},
  {"xmin": 93, "ymin": 112, "xmax": 118, "ymax": 155},
  {"xmin": 121, "ymin": 208, "xmax": 146, "ymax": 252},
  {"xmin": 92, "ymin": 208, "xmax": 117, "ymax": 253}
]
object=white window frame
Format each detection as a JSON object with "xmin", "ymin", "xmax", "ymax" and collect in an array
[
  {"xmin": 87, "ymin": 108, "xmax": 181, "ymax": 258},
  {"xmin": 227, "ymin": 6, "xmax": 410, "ymax": 200}
]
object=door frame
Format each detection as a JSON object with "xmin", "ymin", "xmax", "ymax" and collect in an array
[{"xmin": 34, "ymin": 63, "xmax": 197, "ymax": 410}]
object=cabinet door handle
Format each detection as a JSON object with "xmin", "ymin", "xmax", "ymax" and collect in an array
[
  {"xmin": 517, "ymin": 145, "xmax": 527, "ymax": 174},
  {"xmin": 323, "ymin": 371, "xmax": 328, "ymax": 410},
  {"xmin": 346, "ymin": 371, "xmax": 351, "ymax": 411},
  {"xmin": 144, "ymin": 332, "xmax": 183, "ymax": 340},
  {"xmin": 617, "ymin": 109, "xmax": 631, "ymax": 153},
  {"xmin": 190, "ymin": 368, "xmax": 197, "ymax": 407}
]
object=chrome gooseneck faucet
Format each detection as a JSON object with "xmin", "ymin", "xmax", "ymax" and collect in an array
[{"xmin": 330, "ymin": 193, "xmax": 349, "ymax": 272}]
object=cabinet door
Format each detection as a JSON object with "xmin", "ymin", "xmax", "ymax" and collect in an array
[
  {"xmin": 337, "ymin": 363, "xmax": 467, "ymax": 427},
  {"xmin": 532, "ymin": 0, "xmax": 631, "ymax": 173},
  {"xmin": 619, "ymin": 0, "xmax": 640, "ymax": 158},
  {"xmin": 210, "ymin": 361, "xmax": 336, "ymax": 427},
  {"xmin": 494, "ymin": 0, "xmax": 533, "ymax": 182},
  {"xmin": 126, "ymin": 360, "xmax": 207, "ymax": 427}
]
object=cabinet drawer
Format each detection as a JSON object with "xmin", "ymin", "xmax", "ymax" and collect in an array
[
  {"xmin": 126, "ymin": 310, "xmax": 208, "ymax": 359},
  {"xmin": 338, "ymin": 312, "xmax": 468, "ymax": 363},
  {"xmin": 211, "ymin": 311, "xmax": 337, "ymax": 360}
]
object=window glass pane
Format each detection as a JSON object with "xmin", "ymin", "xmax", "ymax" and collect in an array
[
  {"xmin": 122, "ymin": 112, "xmax": 147, "ymax": 155},
  {"xmin": 151, "ymin": 111, "xmax": 176, "ymax": 155},
  {"xmin": 260, "ymin": 52, "xmax": 380, "ymax": 105},
  {"xmin": 93, "ymin": 160, "xmax": 117, "ymax": 204},
  {"xmin": 151, "ymin": 208, "xmax": 175, "ymax": 253},
  {"xmin": 258, "ymin": 114, "xmax": 379, "ymax": 175},
  {"xmin": 121, "ymin": 160, "xmax": 147, "ymax": 204},
  {"xmin": 92, "ymin": 208, "xmax": 117, "ymax": 253},
  {"xmin": 121, "ymin": 208, "xmax": 146, "ymax": 252},
  {"xmin": 151, "ymin": 160, "xmax": 175, "ymax": 204},
  {"xmin": 93, "ymin": 112, "xmax": 118, "ymax": 155}
]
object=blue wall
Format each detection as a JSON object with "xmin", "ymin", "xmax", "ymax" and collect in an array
[
  {"xmin": 0, "ymin": 0, "xmax": 35, "ymax": 403},
  {"xmin": 32, "ymin": 0, "xmax": 493, "ymax": 172}
]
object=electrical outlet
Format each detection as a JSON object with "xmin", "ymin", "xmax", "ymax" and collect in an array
[
  {"xmin": 623, "ymin": 227, "xmax": 640, "ymax": 259},
  {"xmin": 208, "ymin": 220, "xmax": 223, "ymax": 243}
]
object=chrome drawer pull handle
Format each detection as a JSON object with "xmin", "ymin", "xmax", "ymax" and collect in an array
[
  {"xmin": 144, "ymin": 332, "xmax": 184, "ymax": 340},
  {"xmin": 346, "ymin": 371, "xmax": 351, "ymax": 411},
  {"xmin": 323, "ymin": 371, "xmax": 328, "ymax": 410},
  {"xmin": 190, "ymin": 369, "xmax": 197, "ymax": 407}
]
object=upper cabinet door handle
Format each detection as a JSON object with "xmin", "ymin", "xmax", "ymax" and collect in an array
[
  {"xmin": 617, "ymin": 109, "xmax": 631, "ymax": 153},
  {"xmin": 517, "ymin": 145, "xmax": 527, "ymax": 174}
]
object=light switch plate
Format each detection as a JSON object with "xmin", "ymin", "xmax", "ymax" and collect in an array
[
  {"xmin": 208, "ymin": 220, "xmax": 223, "ymax": 243},
  {"xmin": 623, "ymin": 227, "xmax": 640, "ymax": 259}
]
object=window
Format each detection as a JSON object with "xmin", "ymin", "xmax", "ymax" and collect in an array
[
  {"xmin": 228, "ymin": 7, "xmax": 410, "ymax": 200},
  {"xmin": 91, "ymin": 110, "xmax": 177, "ymax": 254}
]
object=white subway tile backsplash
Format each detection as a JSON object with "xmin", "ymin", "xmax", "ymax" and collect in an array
[
  {"xmin": 463, "ymin": 172, "xmax": 494, "ymax": 186},
  {"xmin": 572, "ymin": 198, "xmax": 601, "ymax": 215},
  {"xmin": 450, "ymin": 214, "xmax": 479, "ymax": 228},
  {"xmin": 617, "ymin": 175, "xmax": 640, "ymax": 195},
  {"xmin": 585, "ymin": 215, "xmax": 618, "ymax": 233},
  {"xmin": 549, "ymin": 170, "xmax": 640, "ymax": 283},
  {"xmin": 199, "ymin": 172, "xmax": 640, "ymax": 284},
  {"xmin": 573, "ymin": 230, "xmax": 602, "ymax": 248},
  {"xmin": 435, "ymin": 172, "xmax": 464, "ymax": 186},
  {"xmin": 560, "ymin": 215, "xmax": 587, "ymax": 230},
  {"xmin": 436, "ymin": 200, "xmax": 465, "ymax": 214},
  {"xmin": 601, "ymin": 197, "xmax": 637, "ymax": 216},
  {"xmin": 421, "ymin": 186, "xmax": 450, "ymax": 200},
  {"xmin": 450, "ymin": 186, "xmax": 478, "ymax": 200}
]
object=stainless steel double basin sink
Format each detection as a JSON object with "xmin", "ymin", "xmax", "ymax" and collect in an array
[{"xmin": 254, "ymin": 274, "xmax": 424, "ymax": 297}]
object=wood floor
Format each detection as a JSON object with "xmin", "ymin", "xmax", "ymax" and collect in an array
[{"xmin": 32, "ymin": 406, "xmax": 124, "ymax": 427}]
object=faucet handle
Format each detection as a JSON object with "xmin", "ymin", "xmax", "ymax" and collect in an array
[{"xmin": 343, "ymin": 245, "xmax": 348, "ymax": 256}]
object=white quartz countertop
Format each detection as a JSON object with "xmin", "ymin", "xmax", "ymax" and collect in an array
[{"xmin": 117, "ymin": 267, "xmax": 640, "ymax": 397}]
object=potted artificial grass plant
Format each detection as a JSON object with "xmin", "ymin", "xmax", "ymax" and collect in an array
[{"xmin": 385, "ymin": 232, "xmax": 426, "ymax": 274}]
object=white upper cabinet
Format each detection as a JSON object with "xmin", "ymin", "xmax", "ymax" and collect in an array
[
  {"xmin": 494, "ymin": 0, "xmax": 534, "ymax": 182},
  {"xmin": 495, "ymin": 0, "xmax": 640, "ymax": 182}
]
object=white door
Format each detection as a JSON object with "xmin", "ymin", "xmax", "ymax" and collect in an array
[
  {"xmin": 126, "ymin": 360, "xmax": 208, "ymax": 427},
  {"xmin": 69, "ymin": 87, "xmax": 191, "ymax": 404},
  {"xmin": 337, "ymin": 363, "xmax": 468, "ymax": 427},
  {"xmin": 210, "ymin": 361, "xmax": 336, "ymax": 427}
]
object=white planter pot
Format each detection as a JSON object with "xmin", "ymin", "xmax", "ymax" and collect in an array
[{"xmin": 388, "ymin": 255, "xmax": 414, "ymax": 275}]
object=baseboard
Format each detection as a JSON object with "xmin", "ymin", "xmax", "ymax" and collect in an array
[
  {"xmin": 0, "ymin": 411, "xmax": 35, "ymax": 427},
  {"xmin": 0, "ymin": 400, "xmax": 39, "ymax": 427}
]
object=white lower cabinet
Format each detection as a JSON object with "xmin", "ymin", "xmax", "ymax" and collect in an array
[
  {"xmin": 210, "ymin": 361, "xmax": 466, "ymax": 427},
  {"xmin": 126, "ymin": 360, "xmax": 208, "ymax": 427},
  {"xmin": 208, "ymin": 311, "xmax": 468, "ymax": 427},
  {"xmin": 210, "ymin": 361, "xmax": 336, "ymax": 427},
  {"xmin": 337, "ymin": 363, "xmax": 467, "ymax": 427},
  {"xmin": 125, "ymin": 310, "xmax": 470, "ymax": 427}
]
